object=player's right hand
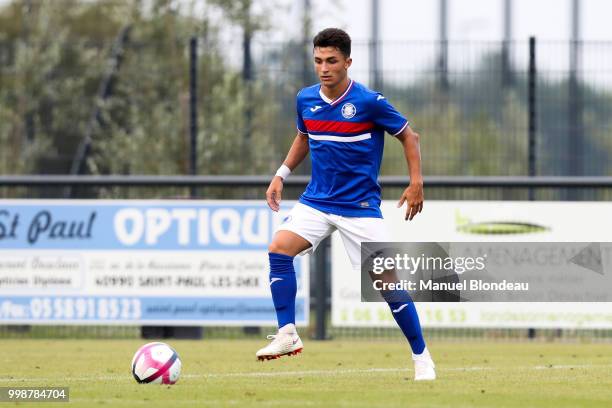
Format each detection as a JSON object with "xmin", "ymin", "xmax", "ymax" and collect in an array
[{"xmin": 266, "ymin": 176, "xmax": 284, "ymax": 212}]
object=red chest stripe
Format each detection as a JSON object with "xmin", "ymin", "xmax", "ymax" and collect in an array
[{"xmin": 304, "ymin": 119, "xmax": 374, "ymax": 134}]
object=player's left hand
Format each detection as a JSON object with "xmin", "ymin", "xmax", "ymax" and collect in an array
[{"xmin": 397, "ymin": 182, "xmax": 424, "ymax": 221}]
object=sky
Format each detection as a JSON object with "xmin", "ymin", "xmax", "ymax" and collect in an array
[
  {"xmin": 2, "ymin": 0, "xmax": 610, "ymax": 83},
  {"xmin": 1, "ymin": 0, "xmax": 610, "ymax": 41},
  {"xmin": 263, "ymin": 0, "xmax": 612, "ymax": 85},
  {"xmin": 282, "ymin": 0, "xmax": 611, "ymax": 42}
]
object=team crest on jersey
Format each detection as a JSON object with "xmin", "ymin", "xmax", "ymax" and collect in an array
[{"xmin": 341, "ymin": 103, "xmax": 356, "ymax": 119}]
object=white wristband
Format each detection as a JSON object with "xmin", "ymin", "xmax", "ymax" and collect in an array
[{"xmin": 275, "ymin": 164, "xmax": 291, "ymax": 180}]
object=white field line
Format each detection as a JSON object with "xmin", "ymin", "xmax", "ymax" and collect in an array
[{"xmin": 2, "ymin": 364, "xmax": 612, "ymax": 383}]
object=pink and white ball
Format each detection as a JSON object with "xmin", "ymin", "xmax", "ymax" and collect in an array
[{"xmin": 131, "ymin": 342, "xmax": 182, "ymax": 384}]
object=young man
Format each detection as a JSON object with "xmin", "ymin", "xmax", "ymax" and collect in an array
[{"xmin": 256, "ymin": 28, "xmax": 436, "ymax": 381}]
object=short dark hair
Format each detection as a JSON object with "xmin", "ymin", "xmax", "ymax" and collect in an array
[{"xmin": 313, "ymin": 28, "xmax": 351, "ymax": 58}]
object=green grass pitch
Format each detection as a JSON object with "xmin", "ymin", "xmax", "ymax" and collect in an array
[{"xmin": 1, "ymin": 339, "xmax": 611, "ymax": 407}]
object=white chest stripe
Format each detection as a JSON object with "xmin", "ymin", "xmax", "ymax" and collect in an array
[{"xmin": 308, "ymin": 133, "xmax": 371, "ymax": 143}]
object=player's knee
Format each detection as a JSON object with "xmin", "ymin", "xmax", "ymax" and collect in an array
[{"xmin": 268, "ymin": 241, "xmax": 293, "ymax": 256}]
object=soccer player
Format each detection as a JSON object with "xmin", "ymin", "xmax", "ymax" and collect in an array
[{"xmin": 256, "ymin": 28, "xmax": 436, "ymax": 381}]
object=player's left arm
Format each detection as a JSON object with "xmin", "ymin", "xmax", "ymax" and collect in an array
[{"xmin": 395, "ymin": 125, "xmax": 424, "ymax": 221}]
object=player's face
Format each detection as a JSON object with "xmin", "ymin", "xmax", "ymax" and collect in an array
[{"xmin": 313, "ymin": 46, "xmax": 352, "ymax": 88}]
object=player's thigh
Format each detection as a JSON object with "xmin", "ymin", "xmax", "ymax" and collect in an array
[
  {"xmin": 271, "ymin": 203, "xmax": 335, "ymax": 257},
  {"xmin": 336, "ymin": 216, "xmax": 390, "ymax": 269}
]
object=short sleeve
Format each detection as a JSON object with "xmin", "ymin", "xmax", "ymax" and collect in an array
[
  {"xmin": 372, "ymin": 94, "xmax": 409, "ymax": 136},
  {"xmin": 296, "ymin": 92, "xmax": 307, "ymax": 134}
]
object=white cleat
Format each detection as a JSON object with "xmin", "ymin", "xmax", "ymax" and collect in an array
[
  {"xmin": 413, "ymin": 347, "xmax": 436, "ymax": 381},
  {"xmin": 256, "ymin": 324, "xmax": 303, "ymax": 361}
]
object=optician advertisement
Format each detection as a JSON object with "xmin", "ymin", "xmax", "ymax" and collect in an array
[{"xmin": 0, "ymin": 200, "xmax": 308, "ymax": 326}]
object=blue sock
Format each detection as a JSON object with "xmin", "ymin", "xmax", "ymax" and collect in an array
[
  {"xmin": 268, "ymin": 252, "xmax": 297, "ymax": 328},
  {"xmin": 383, "ymin": 290, "xmax": 426, "ymax": 354}
]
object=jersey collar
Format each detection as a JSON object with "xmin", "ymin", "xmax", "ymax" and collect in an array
[{"xmin": 319, "ymin": 79, "xmax": 354, "ymax": 106}]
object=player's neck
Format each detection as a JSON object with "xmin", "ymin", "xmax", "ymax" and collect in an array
[{"xmin": 320, "ymin": 77, "xmax": 351, "ymax": 102}]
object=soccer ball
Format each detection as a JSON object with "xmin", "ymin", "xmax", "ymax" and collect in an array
[{"xmin": 131, "ymin": 342, "xmax": 182, "ymax": 384}]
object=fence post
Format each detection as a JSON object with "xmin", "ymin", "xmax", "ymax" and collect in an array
[
  {"xmin": 370, "ymin": 0, "xmax": 382, "ymax": 92},
  {"xmin": 569, "ymin": 0, "xmax": 583, "ymax": 189},
  {"xmin": 527, "ymin": 38, "xmax": 538, "ymax": 338},
  {"xmin": 501, "ymin": 0, "xmax": 514, "ymax": 88},
  {"xmin": 189, "ymin": 36, "xmax": 198, "ymax": 198},
  {"xmin": 314, "ymin": 236, "xmax": 330, "ymax": 340},
  {"xmin": 242, "ymin": 1, "xmax": 253, "ymax": 143},
  {"xmin": 437, "ymin": 0, "xmax": 449, "ymax": 92},
  {"xmin": 528, "ymin": 36, "xmax": 537, "ymax": 201}
]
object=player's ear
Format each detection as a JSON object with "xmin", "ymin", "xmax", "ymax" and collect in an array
[{"xmin": 345, "ymin": 57, "xmax": 352, "ymax": 69}]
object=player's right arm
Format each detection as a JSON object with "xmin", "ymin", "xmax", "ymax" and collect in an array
[{"xmin": 266, "ymin": 131, "xmax": 309, "ymax": 212}]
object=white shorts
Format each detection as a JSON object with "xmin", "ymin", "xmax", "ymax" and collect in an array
[{"xmin": 276, "ymin": 202, "xmax": 390, "ymax": 269}]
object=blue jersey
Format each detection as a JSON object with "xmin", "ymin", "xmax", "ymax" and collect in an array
[{"xmin": 295, "ymin": 80, "xmax": 409, "ymax": 218}]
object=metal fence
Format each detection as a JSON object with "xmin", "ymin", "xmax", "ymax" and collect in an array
[
  {"xmin": 3, "ymin": 38, "xmax": 612, "ymax": 178},
  {"xmin": 2, "ymin": 176, "xmax": 612, "ymax": 342}
]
